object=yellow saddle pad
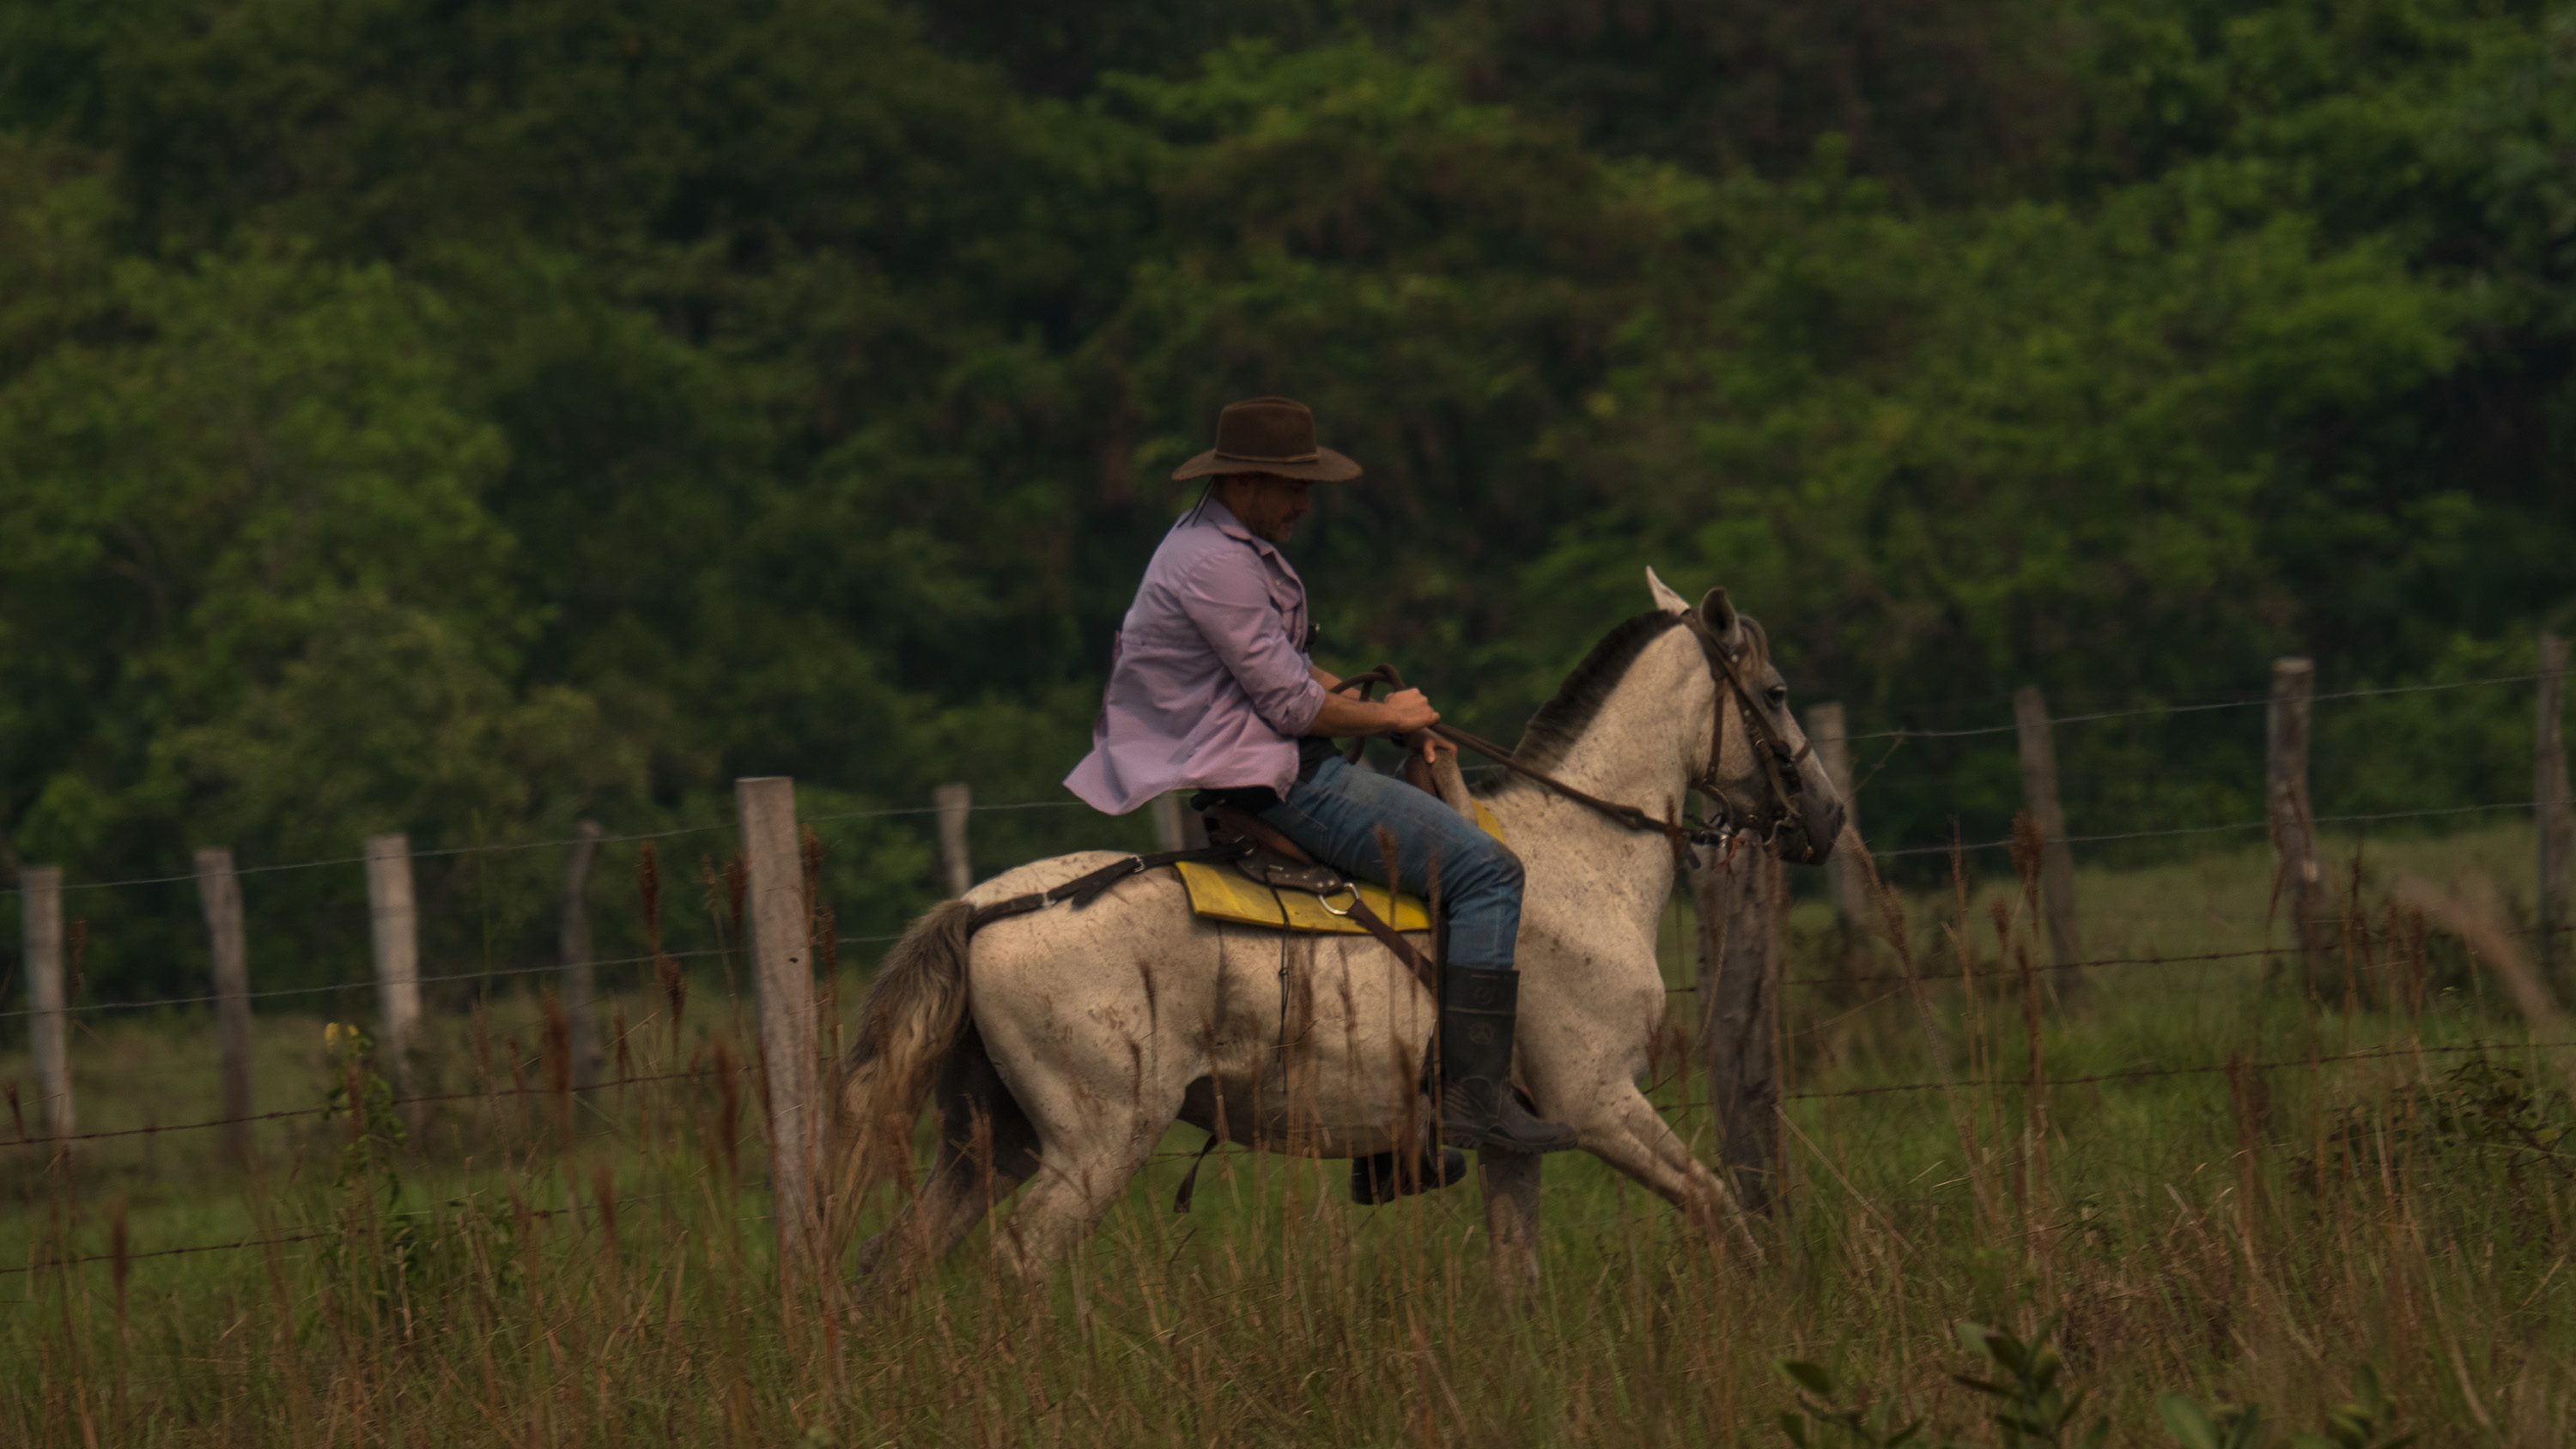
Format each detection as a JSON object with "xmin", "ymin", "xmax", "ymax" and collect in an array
[{"xmin": 1174, "ymin": 801, "xmax": 1507, "ymax": 935}]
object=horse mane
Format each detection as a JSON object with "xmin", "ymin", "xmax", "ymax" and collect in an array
[
  {"xmin": 1501, "ymin": 607, "xmax": 1773, "ymax": 776},
  {"xmin": 1505, "ymin": 611, "xmax": 1688, "ymax": 773}
]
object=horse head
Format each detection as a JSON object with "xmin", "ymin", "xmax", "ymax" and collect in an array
[{"xmin": 1648, "ymin": 570, "xmax": 1845, "ymax": 866}]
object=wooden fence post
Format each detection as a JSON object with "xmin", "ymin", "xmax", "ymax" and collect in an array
[
  {"xmin": 2012, "ymin": 686, "xmax": 2087, "ymax": 1003},
  {"xmin": 194, "ymin": 847, "xmax": 255, "ymax": 1167},
  {"xmin": 2540, "ymin": 634, "xmax": 2571, "ymax": 991},
  {"xmin": 21, "ymin": 866, "xmax": 72, "ymax": 1139},
  {"xmin": 739, "ymin": 777, "xmax": 822, "ymax": 1287},
  {"xmin": 561, "ymin": 822, "xmax": 605, "ymax": 1094},
  {"xmin": 1697, "ymin": 837, "xmax": 1782, "ymax": 1215},
  {"xmin": 1806, "ymin": 703, "xmax": 1871, "ymax": 933},
  {"xmin": 2266, "ymin": 658, "xmax": 2328, "ymax": 976},
  {"xmin": 364, "ymin": 834, "xmax": 422, "ymax": 1099},
  {"xmin": 934, "ymin": 782, "xmax": 973, "ymax": 897}
]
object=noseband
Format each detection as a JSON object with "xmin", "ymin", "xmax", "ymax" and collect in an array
[{"xmin": 1337, "ymin": 608, "xmax": 1809, "ymax": 874}]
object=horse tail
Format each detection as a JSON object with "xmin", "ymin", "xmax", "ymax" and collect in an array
[{"xmin": 830, "ymin": 899, "xmax": 975, "ymax": 1217}]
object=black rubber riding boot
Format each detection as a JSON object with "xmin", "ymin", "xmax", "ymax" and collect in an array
[
  {"xmin": 1438, "ymin": 964, "xmax": 1580, "ymax": 1154},
  {"xmin": 1350, "ymin": 1143, "xmax": 1468, "ymax": 1205}
]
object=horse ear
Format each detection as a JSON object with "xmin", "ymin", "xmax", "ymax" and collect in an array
[
  {"xmin": 1700, "ymin": 586, "xmax": 1740, "ymax": 634},
  {"xmin": 1646, "ymin": 567, "xmax": 1691, "ymax": 615}
]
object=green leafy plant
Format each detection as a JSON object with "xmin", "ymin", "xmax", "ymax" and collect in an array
[
  {"xmin": 2308, "ymin": 1056, "xmax": 2574, "ymax": 1198},
  {"xmin": 2154, "ymin": 1399, "xmax": 2273, "ymax": 1449},
  {"xmin": 1774, "ymin": 1360, "xmax": 1928, "ymax": 1448},
  {"xmin": 319, "ymin": 1022, "xmax": 516, "ymax": 1313},
  {"xmin": 324, "ymin": 1022, "xmax": 408, "ymax": 1200},
  {"xmin": 1948, "ymin": 1318, "xmax": 2107, "ymax": 1449},
  {"xmin": 2158, "ymin": 1367, "xmax": 2415, "ymax": 1449},
  {"xmin": 320, "ymin": 1022, "xmax": 428, "ymax": 1303}
]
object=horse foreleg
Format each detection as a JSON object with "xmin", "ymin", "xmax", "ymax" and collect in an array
[
  {"xmin": 1574, "ymin": 1085, "xmax": 1765, "ymax": 1263},
  {"xmin": 1477, "ymin": 1146, "xmax": 1543, "ymax": 1304}
]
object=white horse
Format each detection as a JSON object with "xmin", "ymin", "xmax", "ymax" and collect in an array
[{"xmin": 832, "ymin": 571, "xmax": 1844, "ymax": 1290}]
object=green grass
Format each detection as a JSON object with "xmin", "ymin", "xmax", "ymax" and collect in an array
[{"xmin": 4, "ymin": 824, "xmax": 2572, "ymax": 1446}]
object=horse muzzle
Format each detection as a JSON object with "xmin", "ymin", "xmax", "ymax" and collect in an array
[{"xmin": 1770, "ymin": 796, "xmax": 1845, "ymax": 866}]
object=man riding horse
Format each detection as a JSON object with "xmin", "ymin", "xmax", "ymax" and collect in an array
[{"xmin": 1065, "ymin": 396, "xmax": 1577, "ymax": 1157}]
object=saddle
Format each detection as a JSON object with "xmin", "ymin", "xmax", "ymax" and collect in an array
[{"xmin": 1174, "ymin": 798, "xmax": 1507, "ymax": 937}]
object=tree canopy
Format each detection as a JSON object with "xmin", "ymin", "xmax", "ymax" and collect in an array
[{"xmin": 3, "ymin": 0, "xmax": 2569, "ymax": 995}]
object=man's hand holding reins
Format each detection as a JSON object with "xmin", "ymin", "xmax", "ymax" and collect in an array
[{"xmin": 1307, "ymin": 670, "xmax": 1452, "ymax": 765}]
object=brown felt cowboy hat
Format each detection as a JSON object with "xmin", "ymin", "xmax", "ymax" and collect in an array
[{"xmin": 1170, "ymin": 397, "xmax": 1363, "ymax": 483}]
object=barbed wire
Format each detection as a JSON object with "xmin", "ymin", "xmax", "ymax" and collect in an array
[
  {"xmin": 1776, "ymin": 1036, "xmax": 2576, "ymax": 1102},
  {"xmin": 807, "ymin": 800, "xmax": 1087, "ymax": 823},
  {"xmin": 1, "ymin": 1066, "xmax": 724, "ymax": 1147},
  {"xmin": 0, "ymin": 931, "xmax": 911, "ymax": 1022},
  {"xmin": 2, "ymin": 799, "xmax": 1100, "ymax": 899},
  {"xmin": 0, "ymin": 1229, "xmax": 331, "ymax": 1277},
  {"xmin": 15, "ymin": 1018, "xmax": 2570, "ymax": 1275},
  {"xmin": 1781, "ymin": 924, "xmax": 2576, "ymax": 991},
  {"xmin": 1841, "ymin": 671, "xmax": 2545, "ymax": 743},
  {"xmin": 0, "ymin": 1190, "xmax": 703, "ymax": 1277},
  {"xmin": 6, "ymin": 664, "xmax": 2553, "ymax": 900},
  {"xmin": 1874, "ymin": 798, "xmax": 2541, "ymax": 859},
  {"xmin": 9, "ymin": 813, "xmax": 2555, "ymax": 1024}
]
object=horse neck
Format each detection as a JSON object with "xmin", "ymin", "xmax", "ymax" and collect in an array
[{"xmin": 1498, "ymin": 627, "xmax": 1715, "ymax": 910}]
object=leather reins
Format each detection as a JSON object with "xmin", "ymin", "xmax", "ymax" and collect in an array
[{"xmin": 1334, "ymin": 608, "xmax": 1809, "ymax": 875}]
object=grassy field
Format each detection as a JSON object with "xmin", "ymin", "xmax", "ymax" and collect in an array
[{"xmin": 4, "ymin": 822, "xmax": 2572, "ymax": 1446}]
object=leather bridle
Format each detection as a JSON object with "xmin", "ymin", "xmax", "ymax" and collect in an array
[
  {"xmin": 1675, "ymin": 609, "xmax": 1812, "ymax": 849},
  {"xmin": 1335, "ymin": 608, "xmax": 1811, "ymax": 876}
]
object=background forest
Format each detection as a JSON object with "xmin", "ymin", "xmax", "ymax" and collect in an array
[{"xmin": 2, "ymin": 0, "xmax": 2572, "ymax": 999}]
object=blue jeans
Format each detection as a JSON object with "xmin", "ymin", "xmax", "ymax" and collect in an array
[{"xmin": 1255, "ymin": 755, "xmax": 1524, "ymax": 969}]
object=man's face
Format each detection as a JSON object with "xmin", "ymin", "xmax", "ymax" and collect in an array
[{"xmin": 1218, "ymin": 474, "xmax": 1314, "ymax": 544}]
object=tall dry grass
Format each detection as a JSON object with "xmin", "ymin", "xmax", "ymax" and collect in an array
[{"xmin": 3, "ymin": 824, "xmax": 2572, "ymax": 1446}]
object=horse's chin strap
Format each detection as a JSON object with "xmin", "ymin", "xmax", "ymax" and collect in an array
[{"xmin": 1336, "ymin": 614, "xmax": 1807, "ymax": 878}]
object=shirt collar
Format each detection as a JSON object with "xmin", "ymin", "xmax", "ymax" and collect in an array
[{"xmin": 1191, "ymin": 497, "xmax": 1282, "ymax": 563}]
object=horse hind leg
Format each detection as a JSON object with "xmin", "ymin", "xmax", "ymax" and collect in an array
[
  {"xmin": 854, "ymin": 1024, "xmax": 1041, "ymax": 1283},
  {"xmin": 990, "ymin": 1038, "xmax": 1195, "ymax": 1286}
]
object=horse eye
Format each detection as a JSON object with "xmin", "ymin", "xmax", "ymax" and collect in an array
[{"xmin": 1766, "ymin": 686, "xmax": 1788, "ymax": 708}]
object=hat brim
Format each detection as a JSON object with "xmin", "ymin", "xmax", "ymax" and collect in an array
[{"xmin": 1170, "ymin": 446, "xmax": 1362, "ymax": 483}]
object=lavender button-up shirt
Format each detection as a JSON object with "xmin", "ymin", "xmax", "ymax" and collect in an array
[{"xmin": 1065, "ymin": 500, "xmax": 1328, "ymax": 815}]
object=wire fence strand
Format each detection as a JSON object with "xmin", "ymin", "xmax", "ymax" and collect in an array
[
  {"xmin": 1843, "ymin": 671, "xmax": 2545, "ymax": 743},
  {"xmin": 3, "ymin": 799, "xmax": 1097, "ymax": 898},
  {"xmin": 3, "ymin": 664, "xmax": 2550, "ymax": 899},
  {"xmin": 0, "ymin": 1067, "xmax": 720, "ymax": 1146},
  {"xmin": 1874, "ymin": 798, "xmax": 2543, "ymax": 858},
  {"xmin": 1777, "ymin": 1037, "xmax": 2576, "ymax": 1101}
]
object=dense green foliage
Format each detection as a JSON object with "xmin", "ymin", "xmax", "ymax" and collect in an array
[{"xmin": 2, "ymin": 0, "xmax": 2571, "ymax": 996}]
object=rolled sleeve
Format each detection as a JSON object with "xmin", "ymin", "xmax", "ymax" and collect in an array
[{"xmin": 1174, "ymin": 550, "xmax": 1327, "ymax": 737}]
